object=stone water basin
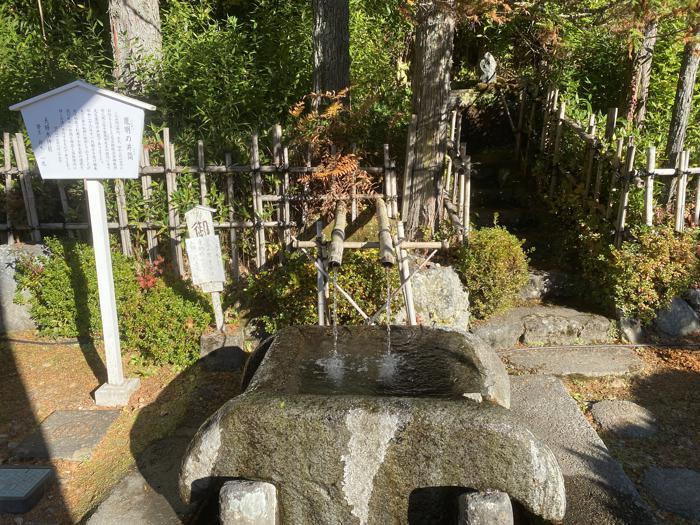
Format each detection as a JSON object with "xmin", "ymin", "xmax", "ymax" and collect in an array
[{"xmin": 179, "ymin": 326, "xmax": 566, "ymax": 524}]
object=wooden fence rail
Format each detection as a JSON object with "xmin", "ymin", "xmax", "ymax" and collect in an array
[
  {"xmin": 0, "ymin": 126, "xmax": 401, "ymax": 279},
  {"xmin": 516, "ymin": 85, "xmax": 700, "ymax": 247}
]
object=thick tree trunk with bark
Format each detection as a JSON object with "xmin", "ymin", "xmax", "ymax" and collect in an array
[
  {"xmin": 404, "ymin": 1, "xmax": 455, "ymax": 238},
  {"xmin": 108, "ymin": 0, "xmax": 162, "ymax": 93},
  {"xmin": 312, "ymin": 0, "xmax": 350, "ymax": 96},
  {"xmin": 633, "ymin": 20, "xmax": 657, "ymax": 126},
  {"xmin": 666, "ymin": 22, "xmax": 700, "ymax": 168}
]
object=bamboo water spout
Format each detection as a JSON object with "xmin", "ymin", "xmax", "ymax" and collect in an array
[
  {"xmin": 376, "ymin": 198, "xmax": 396, "ymax": 267},
  {"xmin": 328, "ymin": 202, "xmax": 347, "ymax": 268}
]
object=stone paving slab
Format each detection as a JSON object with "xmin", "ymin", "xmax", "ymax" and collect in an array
[
  {"xmin": 0, "ymin": 466, "xmax": 53, "ymax": 514},
  {"xmin": 591, "ymin": 400, "xmax": 658, "ymax": 439},
  {"xmin": 510, "ymin": 375, "xmax": 656, "ymax": 524},
  {"xmin": 500, "ymin": 346, "xmax": 644, "ymax": 377},
  {"xmin": 642, "ymin": 467, "xmax": 700, "ymax": 521},
  {"xmin": 13, "ymin": 410, "xmax": 119, "ymax": 461}
]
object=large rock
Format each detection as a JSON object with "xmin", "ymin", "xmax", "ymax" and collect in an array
[
  {"xmin": 642, "ymin": 467, "xmax": 700, "ymax": 521},
  {"xmin": 180, "ymin": 326, "xmax": 566, "ymax": 524},
  {"xmin": 591, "ymin": 400, "xmax": 658, "ymax": 439},
  {"xmin": 0, "ymin": 244, "xmax": 44, "ymax": 332},
  {"xmin": 653, "ymin": 297, "xmax": 700, "ymax": 338},
  {"xmin": 472, "ymin": 305, "xmax": 614, "ymax": 350},
  {"xmin": 396, "ymin": 265, "xmax": 469, "ymax": 330},
  {"xmin": 510, "ymin": 376, "xmax": 656, "ymax": 525},
  {"xmin": 519, "ymin": 270, "xmax": 575, "ymax": 301}
]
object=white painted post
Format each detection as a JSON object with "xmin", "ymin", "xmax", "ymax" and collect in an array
[
  {"xmin": 86, "ymin": 179, "xmax": 124, "ymax": 386},
  {"xmin": 645, "ymin": 147, "xmax": 655, "ymax": 227}
]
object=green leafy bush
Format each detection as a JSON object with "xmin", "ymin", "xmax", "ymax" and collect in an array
[
  {"xmin": 16, "ymin": 238, "xmax": 211, "ymax": 367},
  {"xmin": 453, "ymin": 226, "xmax": 529, "ymax": 319},
  {"xmin": 242, "ymin": 249, "xmax": 400, "ymax": 332},
  {"xmin": 606, "ymin": 226, "xmax": 700, "ymax": 323}
]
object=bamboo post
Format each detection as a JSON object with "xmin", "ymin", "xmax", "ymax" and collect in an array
[
  {"xmin": 328, "ymin": 201, "xmax": 347, "ymax": 268},
  {"xmin": 376, "ymin": 198, "xmax": 396, "ymax": 266},
  {"xmin": 163, "ymin": 128, "xmax": 184, "ymax": 277},
  {"xmin": 401, "ymin": 114, "xmax": 418, "ymax": 219},
  {"xmin": 197, "ymin": 140, "xmax": 207, "ymax": 206},
  {"xmin": 140, "ymin": 147, "xmax": 158, "ymax": 261},
  {"xmin": 272, "ymin": 124, "xmax": 285, "ymax": 253},
  {"xmin": 593, "ymin": 108, "xmax": 618, "ymax": 204},
  {"xmin": 114, "ymin": 179, "xmax": 132, "ymax": 256},
  {"xmin": 645, "ymin": 146, "xmax": 656, "ymax": 227},
  {"xmin": 396, "ymin": 221, "xmax": 416, "ymax": 326},
  {"xmin": 55, "ymin": 181, "xmax": 74, "ymax": 239},
  {"xmin": 225, "ymin": 152, "xmax": 240, "ymax": 280},
  {"xmin": 694, "ymin": 154, "xmax": 700, "ymax": 227},
  {"xmin": 582, "ymin": 114, "xmax": 597, "ymax": 197},
  {"xmin": 384, "ymin": 144, "xmax": 392, "ymax": 218},
  {"xmin": 463, "ymin": 153, "xmax": 471, "ymax": 238},
  {"xmin": 549, "ymin": 102, "xmax": 566, "ymax": 195},
  {"xmin": 13, "ymin": 134, "xmax": 41, "ymax": 242},
  {"xmin": 3, "ymin": 132, "xmax": 12, "ymax": 244},
  {"xmin": 390, "ymin": 160, "xmax": 399, "ymax": 218},
  {"xmin": 523, "ymin": 86, "xmax": 539, "ymax": 175},
  {"xmin": 614, "ymin": 144, "xmax": 636, "ymax": 247},
  {"xmin": 250, "ymin": 132, "xmax": 266, "ymax": 268},
  {"xmin": 515, "ymin": 88, "xmax": 526, "ymax": 159},
  {"xmin": 316, "ymin": 220, "xmax": 326, "ymax": 325},
  {"xmin": 282, "ymin": 147, "xmax": 291, "ymax": 250},
  {"xmin": 675, "ymin": 150, "xmax": 689, "ymax": 232},
  {"xmin": 539, "ymin": 88, "xmax": 553, "ymax": 151},
  {"xmin": 606, "ymin": 137, "xmax": 626, "ymax": 219},
  {"xmin": 444, "ymin": 109, "xmax": 458, "ymax": 213}
]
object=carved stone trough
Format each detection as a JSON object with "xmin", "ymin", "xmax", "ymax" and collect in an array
[{"xmin": 179, "ymin": 326, "xmax": 566, "ymax": 524}]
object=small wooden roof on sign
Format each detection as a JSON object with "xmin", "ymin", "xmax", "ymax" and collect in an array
[{"xmin": 9, "ymin": 80, "xmax": 156, "ymax": 112}]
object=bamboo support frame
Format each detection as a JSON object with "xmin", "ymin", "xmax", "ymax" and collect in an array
[
  {"xmin": 376, "ymin": 197, "xmax": 396, "ymax": 267},
  {"xmin": 328, "ymin": 201, "xmax": 347, "ymax": 268}
]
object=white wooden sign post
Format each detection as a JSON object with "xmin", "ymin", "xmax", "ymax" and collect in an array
[
  {"xmin": 11, "ymin": 80, "xmax": 155, "ymax": 406},
  {"xmin": 184, "ymin": 205, "xmax": 225, "ymax": 331}
]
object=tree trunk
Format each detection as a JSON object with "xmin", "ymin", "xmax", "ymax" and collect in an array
[
  {"xmin": 108, "ymin": 0, "xmax": 162, "ymax": 93},
  {"xmin": 634, "ymin": 20, "xmax": 658, "ymax": 126},
  {"xmin": 404, "ymin": 1, "xmax": 455, "ymax": 238},
  {"xmin": 312, "ymin": 0, "xmax": 350, "ymax": 96},
  {"xmin": 623, "ymin": 20, "xmax": 657, "ymax": 126},
  {"xmin": 666, "ymin": 22, "xmax": 700, "ymax": 168}
]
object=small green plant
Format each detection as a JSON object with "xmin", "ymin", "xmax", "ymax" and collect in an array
[
  {"xmin": 452, "ymin": 226, "xmax": 529, "ymax": 319},
  {"xmin": 16, "ymin": 237, "xmax": 211, "ymax": 367},
  {"xmin": 606, "ymin": 225, "xmax": 700, "ymax": 323}
]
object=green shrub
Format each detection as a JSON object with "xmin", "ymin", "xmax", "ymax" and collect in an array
[
  {"xmin": 453, "ymin": 226, "xmax": 529, "ymax": 319},
  {"xmin": 606, "ymin": 226, "xmax": 700, "ymax": 324},
  {"xmin": 242, "ymin": 249, "xmax": 400, "ymax": 332},
  {"xmin": 16, "ymin": 237, "xmax": 210, "ymax": 367}
]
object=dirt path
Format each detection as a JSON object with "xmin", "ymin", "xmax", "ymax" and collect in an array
[
  {"xmin": 564, "ymin": 345, "xmax": 700, "ymax": 524},
  {"xmin": 0, "ymin": 334, "xmax": 241, "ymax": 524}
]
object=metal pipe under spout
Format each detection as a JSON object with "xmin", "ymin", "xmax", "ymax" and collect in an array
[
  {"xmin": 327, "ymin": 201, "xmax": 347, "ymax": 268},
  {"xmin": 376, "ymin": 197, "xmax": 396, "ymax": 267}
]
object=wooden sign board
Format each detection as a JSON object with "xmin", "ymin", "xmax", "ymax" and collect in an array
[
  {"xmin": 9, "ymin": 80, "xmax": 155, "ymax": 180},
  {"xmin": 185, "ymin": 236, "xmax": 226, "ymax": 286}
]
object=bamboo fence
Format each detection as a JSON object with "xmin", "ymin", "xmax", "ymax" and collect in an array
[
  {"xmin": 0, "ymin": 126, "xmax": 404, "ymax": 280},
  {"xmin": 515, "ymin": 86, "xmax": 700, "ymax": 247}
]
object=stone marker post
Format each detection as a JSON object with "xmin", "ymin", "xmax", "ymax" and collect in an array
[{"xmin": 185, "ymin": 205, "xmax": 226, "ymax": 330}]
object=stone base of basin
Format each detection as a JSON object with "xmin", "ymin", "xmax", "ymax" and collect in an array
[{"xmin": 179, "ymin": 326, "xmax": 566, "ymax": 524}]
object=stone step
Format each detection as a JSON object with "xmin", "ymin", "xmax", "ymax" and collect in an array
[
  {"xmin": 472, "ymin": 305, "xmax": 615, "ymax": 350},
  {"xmin": 509, "ymin": 375, "xmax": 656, "ymax": 525},
  {"xmin": 499, "ymin": 346, "xmax": 645, "ymax": 378}
]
